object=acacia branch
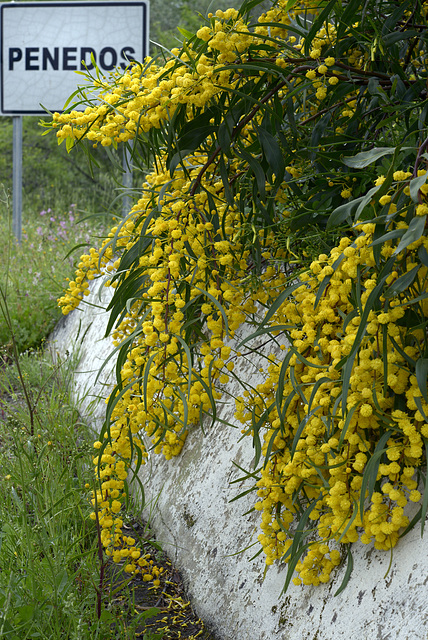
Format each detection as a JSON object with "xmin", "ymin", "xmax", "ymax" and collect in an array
[{"xmin": 189, "ymin": 67, "xmax": 320, "ymax": 195}]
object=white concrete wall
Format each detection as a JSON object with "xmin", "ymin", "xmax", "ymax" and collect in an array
[{"xmin": 50, "ymin": 284, "xmax": 428, "ymax": 640}]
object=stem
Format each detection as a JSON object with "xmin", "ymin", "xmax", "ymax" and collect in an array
[
  {"xmin": 299, "ymin": 95, "xmax": 357, "ymax": 126},
  {"xmin": 92, "ymin": 486, "xmax": 105, "ymax": 620},
  {"xmin": 189, "ymin": 76, "xmax": 288, "ymax": 196},
  {"xmin": 413, "ymin": 134, "xmax": 428, "ymax": 177},
  {"xmin": 0, "ymin": 285, "xmax": 35, "ymax": 436}
]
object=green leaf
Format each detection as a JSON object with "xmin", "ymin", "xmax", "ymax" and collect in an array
[
  {"xmin": 192, "ymin": 285, "xmax": 231, "ymax": 337},
  {"xmin": 290, "ymin": 406, "xmax": 321, "ymax": 461},
  {"xmin": 421, "ymin": 437, "xmax": 428, "ymax": 536},
  {"xmin": 415, "ymin": 396, "xmax": 428, "ymax": 422},
  {"xmin": 171, "ymin": 334, "xmax": 193, "ymax": 399},
  {"xmin": 257, "ymin": 127, "xmax": 285, "ymax": 181},
  {"xmin": 415, "ymin": 358, "xmax": 428, "ymax": 404},
  {"xmin": 370, "ymin": 228, "xmax": 405, "ymax": 248},
  {"xmin": 281, "ymin": 498, "xmax": 321, "ymax": 594},
  {"xmin": 337, "ymin": 266, "xmax": 392, "ymax": 408},
  {"xmin": 284, "ymin": 0, "xmax": 299, "ymax": 9},
  {"xmin": 65, "ymin": 135, "xmax": 75, "ymax": 153},
  {"xmin": 303, "ymin": 0, "xmax": 338, "ymax": 56},
  {"xmin": 337, "ymin": 405, "xmax": 358, "ymax": 449},
  {"xmin": 354, "ymin": 185, "xmax": 384, "ymax": 221},
  {"xmin": 334, "ymin": 547, "xmax": 354, "ymax": 597},
  {"xmin": 393, "ymin": 215, "xmax": 426, "ymax": 256},
  {"xmin": 314, "ymin": 254, "xmax": 346, "ymax": 306},
  {"xmin": 384, "ymin": 264, "xmax": 419, "ymax": 298},
  {"xmin": 307, "ymin": 377, "xmax": 331, "ymax": 414},
  {"xmin": 236, "ymin": 282, "xmax": 300, "ymax": 349},
  {"xmin": 16, "ymin": 604, "xmax": 35, "ymax": 623},
  {"xmin": 235, "ymin": 147, "xmax": 266, "ymax": 200},
  {"xmin": 418, "ymin": 245, "xmax": 428, "ymax": 267},
  {"xmin": 409, "ymin": 170, "xmax": 428, "ymax": 203},
  {"xmin": 327, "ymin": 196, "xmax": 364, "ymax": 229},
  {"xmin": 169, "ymin": 148, "xmax": 194, "ymax": 176},
  {"xmin": 178, "ymin": 125, "xmax": 216, "ymax": 152},
  {"xmin": 178, "ymin": 26, "xmax": 195, "ymax": 39},
  {"xmin": 327, "ymin": 190, "xmax": 377, "ymax": 229},
  {"xmin": 359, "ymin": 431, "xmax": 393, "ymax": 522},
  {"xmin": 342, "ymin": 147, "xmax": 397, "ymax": 169},
  {"xmin": 383, "ymin": 30, "xmax": 420, "ymax": 46}
]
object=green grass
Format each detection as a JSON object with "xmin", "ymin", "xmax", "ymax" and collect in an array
[
  {"xmin": 0, "ymin": 198, "xmax": 208, "ymax": 640},
  {"xmin": 0, "ymin": 186, "xmax": 164, "ymax": 638},
  {"xmin": 0, "ymin": 350, "xmax": 165, "ymax": 640},
  {"xmin": 0, "ymin": 188, "xmax": 110, "ymax": 354},
  {"xmin": 0, "ymin": 350, "xmax": 102, "ymax": 638}
]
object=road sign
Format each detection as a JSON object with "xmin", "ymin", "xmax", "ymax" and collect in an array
[{"xmin": 0, "ymin": 1, "xmax": 149, "ymax": 115}]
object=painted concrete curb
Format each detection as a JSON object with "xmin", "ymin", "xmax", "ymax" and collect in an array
[{"xmin": 50, "ymin": 284, "xmax": 428, "ymax": 640}]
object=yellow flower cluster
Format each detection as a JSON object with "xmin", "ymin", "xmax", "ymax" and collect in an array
[
  {"xmin": 51, "ymin": 0, "xmax": 356, "ymax": 152},
  {"xmin": 52, "ymin": 0, "xmax": 428, "ymax": 591},
  {"xmin": 54, "ymin": 3, "xmax": 311, "ymax": 576},
  {"xmin": 236, "ymin": 172, "xmax": 428, "ymax": 586},
  {"xmin": 52, "ymin": 9, "xmax": 269, "ymax": 147},
  {"xmin": 60, "ymin": 142, "xmax": 288, "ymax": 573}
]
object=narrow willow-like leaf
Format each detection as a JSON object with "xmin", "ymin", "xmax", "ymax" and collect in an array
[
  {"xmin": 337, "ymin": 405, "xmax": 358, "ymax": 450},
  {"xmin": 314, "ymin": 252, "xmax": 346, "ymax": 308},
  {"xmin": 281, "ymin": 498, "xmax": 321, "ymax": 594},
  {"xmin": 307, "ymin": 378, "xmax": 330, "ymax": 415},
  {"xmin": 192, "ymin": 285, "xmax": 231, "ymax": 337},
  {"xmin": 359, "ymin": 431, "xmax": 393, "ymax": 521},
  {"xmin": 251, "ymin": 403, "xmax": 263, "ymax": 469},
  {"xmin": 191, "ymin": 369, "xmax": 217, "ymax": 428},
  {"xmin": 275, "ymin": 350, "xmax": 294, "ymax": 414},
  {"xmin": 414, "ymin": 396, "xmax": 428, "ymax": 422},
  {"xmin": 334, "ymin": 548, "xmax": 354, "ymax": 597},
  {"xmin": 257, "ymin": 126, "xmax": 285, "ymax": 182},
  {"xmin": 418, "ymin": 245, "xmax": 428, "ymax": 267},
  {"xmin": 369, "ymin": 228, "xmax": 405, "ymax": 247},
  {"xmin": 420, "ymin": 437, "xmax": 428, "ymax": 536},
  {"xmin": 336, "ymin": 499, "xmax": 359, "ymax": 544},
  {"xmin": 415, "ymin": 358, "xmax": 428, "ymax": 403},
  {"xmin": 326, "ymin": 198, "xmax": 360, "ymax": 229},
  {"xmin": 342, "ymin": 147, "xmax": 397, "ymax": 168},
  {"xmin": 409, "ymin": 170, "xmax": 428, "ymax": 202},
  {"xmin": 263, "ymin": 428, "xmax": 280, "ymax": 468},
  {"xmin": 384, "ymin": 264, "xmax": 419, "ymax": 298},
  {"xmin": 236, "ymin": 324, "xmax": 293, "ymax": 350},
  {"xmin": 303, "ymin": 0, "xmax": 338, "ymax": 56},
  {"xmin": 290, "ymin": 406, "xmax": 321, "ymax": 461},
  {"xmin": 393, "ymin": 215, "xmax": 426, "ymax": 256}
]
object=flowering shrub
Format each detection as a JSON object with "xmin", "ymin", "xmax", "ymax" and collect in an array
[
  {"xmin": 237, "ymin": 173, "xmax": 428, "ymax": 589},
  {"xmin": 51, "ymin": 0, "xmax": 428, "ymax": 593}
]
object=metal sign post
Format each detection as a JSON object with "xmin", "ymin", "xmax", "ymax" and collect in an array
[
  {"xmin": 12, "ymin": 115, "xmax": 22, "ymax": 243},
  {"xmin": 122, "ymin": 145, "xmax": 133, "ymax": 217}
]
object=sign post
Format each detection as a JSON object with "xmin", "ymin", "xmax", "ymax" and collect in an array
[
  {"xmin": 123, "ymin": 145, "xmax": 133, "ymax": 217},
  {"xmin": 12, "ymin": 115, "xmax": 22, "ymax": 243},
  {"xmin": 0, "ymin": 0, "xmax": 149, "ymax": 239}
]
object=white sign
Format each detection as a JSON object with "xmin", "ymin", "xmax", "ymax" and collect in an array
[{"xmin": 0, "ymin": 1, "xmax": 149, "ymax": 115}]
